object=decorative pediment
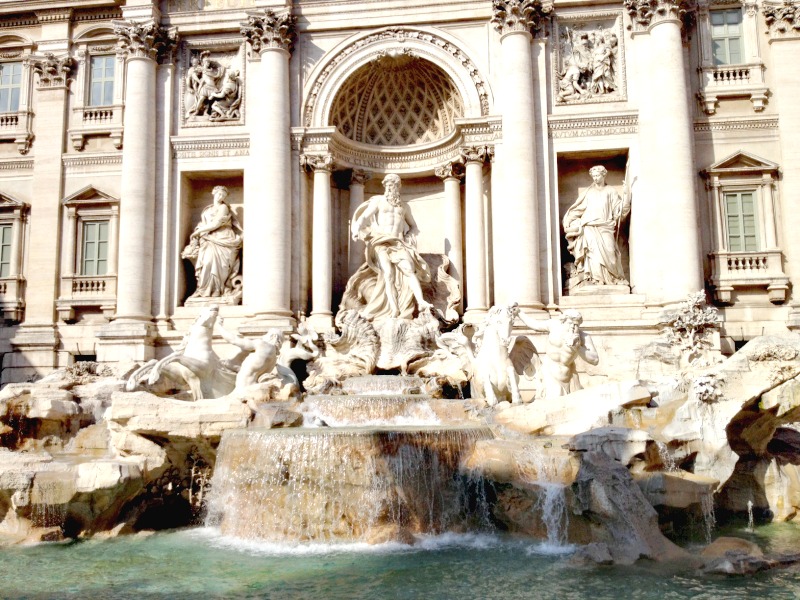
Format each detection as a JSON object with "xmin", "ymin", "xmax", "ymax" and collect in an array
[
  {"xmin": 703, "ymin": 150, "xmax": 779, "ymax": 177},
  {"xmin": 62, "ymin": 185, "xmax": 119, "ymax": 207},
  {"xmin": 0, "ymin": 192, "xmax": 28, "ymax": 211}
]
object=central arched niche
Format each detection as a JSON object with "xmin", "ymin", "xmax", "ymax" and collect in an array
[{"xmin": 329, "ymin": 54, "xmax": 465, "ymax": 147}]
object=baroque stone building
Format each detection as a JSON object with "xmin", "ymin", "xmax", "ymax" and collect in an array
[{"xmin": 0, "ymin": 0, "xmax": 798, "ymax": 384}]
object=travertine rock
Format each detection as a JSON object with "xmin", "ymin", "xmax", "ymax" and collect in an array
[
  {"xmin": 494, "ymin": 381, "xmax": 651, "ymax": 436},
  {"xmin": 568, "ymin": 427, "xmax": 651, "ymax": 466}
]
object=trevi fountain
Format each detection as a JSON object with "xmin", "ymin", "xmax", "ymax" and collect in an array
[{"xmin": 1, "ymin": 0, "xmax": 800, "ymax": 598}]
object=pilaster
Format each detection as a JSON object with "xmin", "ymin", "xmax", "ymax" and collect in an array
[
  {"xmin": 461, "ymin": 146, "xmax": 489, "ymax": 319},
  {"xmin": 764, "ymin": 0, "xmax": 800, "ymax": 326},
  {"xmin": 435, "ymin": 161, "xmax": 465, "ymax": 311},
  {"xmin": 306, "ymin": 153, "xmax": 334, "ymax": 331}
]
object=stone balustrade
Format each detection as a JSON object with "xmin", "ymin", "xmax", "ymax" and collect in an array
[
  {"xmin": 698, "ymin": 63, "xmax": 768, "ymax": 114},
  {"xmin": 56, "ymin": 274, "xmax": 117, "ymax": 322},
  {"xmin": 710, "ymin": 249, "xmax": 789, "ymax": 304}
]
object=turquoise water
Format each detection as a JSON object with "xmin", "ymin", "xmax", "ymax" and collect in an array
[{"xmin": 1, "ymin": 526, "xmax": 799, "ymax": 599}]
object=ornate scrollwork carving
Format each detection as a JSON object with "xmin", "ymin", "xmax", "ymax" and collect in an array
[
  {"xmin": 491, "ymin": 0, "xmax": 553, "ymax": 37},
  {"xmin": 113, "ymin": 20, "xmax": 177, "ymax": 62},
  {"xmin": 30, "ymin": 53, "xmax": 74, "ymax": 88},
  {"xmin": 763, "ymin": 1, "xmax": 800, "ymax": 37},
  {"xmin": 460, "ymin": 145, "xmax": 490, "ymax": 164},
  {"xmin": 240, "ymin": 9, "xmax": 296, "ymax": 54},
  {"xmin": 434, "ymin": 161, "xmax": 465, "ymax": 180},
  {"xmin": 623, "ymin": 0, "xmax": 697, "ymax": 32},
  {"xmin": 351, "ymin": 169, "xmax": 371, "ymax": 186},
  {"xmin": 304, "ymin": 153, "xmax": 334, "ymax": 172}
]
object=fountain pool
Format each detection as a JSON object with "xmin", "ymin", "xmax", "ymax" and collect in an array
[{"xmin": 1, "ymin": 525, "xmax": 799, "ymax": 599}]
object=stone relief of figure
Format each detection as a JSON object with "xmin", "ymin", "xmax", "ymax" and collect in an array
[
  {"xmin": 342, "ymin": 173, "xmax": 432, "ymax": 324},
  {"xmin": 562, "ymin": 165, "xmax": 631, "ymax": 288},
  {"xmin": 181, "ymin": 185, "xmax": 243, "ymax": 304},
  {"xmin": 557, "ymin": 27, "xmax": 619, "ymax": 103},
  {"xmin": 518, "ymin": 309, "xmax": 599, "ymax": 400},
  {"xmin": 185, "ymin": 51, "xmax": 242, "ymax": 122}
]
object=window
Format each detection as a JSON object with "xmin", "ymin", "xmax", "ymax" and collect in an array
[
  {"xmin": 81, "ymin": 220, "xmax": 109, "ymax": 276},
  {"xmin": 711, "ymin": 9, "xmax": 743, "ymax": 65},
  {"xmin": 0, "ymin": 62, "xmax": 22, "ymax": 113},
  {"xmin": 0, "ymin": 224, "xmax": 11, "ymax": 278},
  {"xmin": 725, "ymin": 191, "xmax": 758, "ymax": 252},
  {"xmin": 89, "ymin": 55, "xmax": 114, "ymax": 107}
]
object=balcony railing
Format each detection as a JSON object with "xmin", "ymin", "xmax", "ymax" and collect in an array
[
  {"xmin": 697, "ymin": 63, "xmax": 769, "ymax": 114},
  {"xmin": 710, "ymin": 250, "xmax": 789, "ymax": 304},
  {"xmin": 70, "ymin": 104, "xmax": 124, "ymax": 150},
  {"xmin": 0, "ymin": 276, "xmax": 25, "ymax": 322},
  {"xmin": 56, "ymin": 274, "xmax": 116, "ymax": 321}
]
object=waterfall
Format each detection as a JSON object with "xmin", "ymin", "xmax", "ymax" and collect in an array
[
  {"xmin": 302, "ymin": 395, "xmax": 440, "ymax": 427},
  {"xmin": 206, "ymin": 426, "xmax": 492, "ymax": 543}
]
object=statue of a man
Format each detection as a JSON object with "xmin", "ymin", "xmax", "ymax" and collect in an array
[
  {"xmin": 563, "ymin": 165, "xmax": 631, "ymax": 286},
  {"xmin": 518, "ymin": 309, "xmax": 599, "ymax": 400},
  {"xmin": 344, "ymin": 173, "xmax": 432, "ymax": 322}
]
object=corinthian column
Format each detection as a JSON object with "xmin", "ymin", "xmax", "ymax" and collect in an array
[
  {"xmin": 348, "ymin": 169, "xmax": 370, "ymax": 277},
  {"xmin": 434, "ymin": 161, "xmax": 465, "ymax": 301},
  {"xmin": 112, "ymin": 21, "xmax": 176, "ymax": 323},
  {"xmin": 241, "ymin": 9, "xmax": 296, "ymax": 328},
  {"xmin": 764, "ymin": 3, "xmax": 800, "ymax": 327},
  {"xmin": 491, "ymin": 0, "xmax": 549, "ymax": 311},
  {"xmin": 306, "ymin": 154, "xmax": 334, "ymax": 330},
  {"xmin": 625, "ymin": 0, "xmax": 702, "ymax": 303},
  {"xmin": 461, "ymin": 146, "xmax": 489, "ymax": 318}
]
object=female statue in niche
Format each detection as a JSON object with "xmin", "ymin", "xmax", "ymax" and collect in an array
[
  {"xmin": 562, "ymin": 165, "xmax": 631, "ymax": 287},
  {"xmin": 181, "ymin": 185, "xmax": 243, "ymax": 302}
]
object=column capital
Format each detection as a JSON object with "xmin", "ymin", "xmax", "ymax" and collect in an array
[
  {"xmin": 764, "ymin": 1, "xmax": 800, "ymax": 39},
  {"xmin": 624, "ymin": 0, "xmax": 696, "ymax": 33},
  {"xmin": 302, "ymin": 153, "xmax": 334, "ymax": 173},
  {"xmin": 491, "ymin": 0, "xmax": 553, "ymax": 39},
  {"xmin": 435, "ymin": 160, "xmax": 466, "ymax": 181},
  {"xmin": 29, "ymin": 53, "xmax": 74, "ymax": 89},
  {"xmin": 113, "ymin": 20, "xmax": 177, "ymax": 62},
  {"xmin": 241, "ymin": 9, "xmax": 297, "ymax": 55},
  {"xmin": 460, "ymin": 145, "xmax": 490, "ymax": 165},
  {"xmin": 351, "ymin": 169, "xmax": 371, "ymax": 186}
]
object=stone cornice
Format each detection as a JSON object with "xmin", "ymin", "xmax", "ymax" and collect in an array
[
  {"xmin": 113, "ymin": 20, "xmax": 178, "ymax": 63},
  {"xmin": 491, "ymin": 0, "xmax": 553, "ymax": 38},
  {"xmin": 240, "ymin": 9, "xmax": 296, "ymax": 55},
  {"xmin": 34, "ymin": 8, "xmax": 73, "ymax": 23},
  {"xmin": 62, "ymin": 153, "xmax": 122, "ymax": 170},
  {"xmin": 763, "ymin": 1, "xmax": 800, "ymax": 39},
  {"xmin": 624, "ymin": 0, "xmax": 697, "ymax": 32},
  {"xmin": 693, "ymin": 116, "xmax": 779, "ymax": 131},
  {"xmin": 171, "ymin": 137, "xmax": 249, "ymax": 159},
  {"xmin": 30, "ymin": 53, "xmax": 74, "ymax": 89},
  {"xmin": 0, "ymin": 159, "xmax": 33, "ymax": 171}
]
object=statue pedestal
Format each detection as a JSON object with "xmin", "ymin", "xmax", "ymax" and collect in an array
[
  {"xmin": 184, "ymin": 295, "xmax": 240, "ymax": 307},
  {"xmin": 567, "ymin": 283, "xmax": 631, "ymax": 296}
]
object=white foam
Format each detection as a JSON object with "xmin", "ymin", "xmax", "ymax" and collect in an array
[{"xmin": 185, "ymin": 528, "xmax": 571, "ymax": 558}]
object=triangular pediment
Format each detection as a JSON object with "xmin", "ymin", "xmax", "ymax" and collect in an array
[
  {"xmin": 0, "ymin": 192, "xmax": 28, "ymax": 210},
  {"xmin": 705, "ymin": 150, "xmax": 779, "ymax": 175},
  {"xmin": 62, "ymin": 185, "xmax": 119, "ymax": 206}
]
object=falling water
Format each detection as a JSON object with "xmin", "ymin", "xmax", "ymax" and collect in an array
[
  {"xmin": 746, "ymin": 500, "xmax": 755, "ymax": 533},
  {"xmin": 206, "ymin": 426, "xmax": 493, "ymax": 543},
  {"xmin": 654, "ymin": 441, "xmax": 677, "ymax": 472},
  {"xmin": 535, "ymin": 482, "xmax": 569, "ymax": 547},
  {"xmin": 30, "ymin": 480, "xmax": 68, "ymax": 530},
  {"xmin": 701, "ymin": 492, "xmax": 716, "ymax": 543},
  {"xmin": 302, "ymin": 395, "xmax": 440, "ymax": 427}
]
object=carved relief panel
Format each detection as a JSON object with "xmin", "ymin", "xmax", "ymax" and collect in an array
[
  {"xmin": 180, "ymin": 41, "xmax": 245, "ymax": 127},
  {"xmin": 552, "ymin": 12, "xmax": 626, "ymax": 106}
]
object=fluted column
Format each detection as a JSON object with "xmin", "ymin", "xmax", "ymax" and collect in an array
[
  {"xmin": 241, "ymin": 9, "xmax": 296, "ymax": 326},
  {"xmin": 625, "ymin": 0, "xmax": 702, "ymax": 303},
  {"xmin": 462, "ymin": 147, "xmax": 489, "ymax": 318},
  {"xmin": 348, "ymin": 169, "xmax": 369, "ymax": 277},
  {"xmin": 491, "ymin": 1, "xmax": 548, "ymax": 311},
  {"xmin": 112, "ymin": 21, "xmax": 175, "ymax": 323},
  {"xmin": 764, "ymin": 3, "xmax": 800, "ymax": 326},
  {"xmin": 435, "ymin": 161, "xmax": 465, "ymax": 304},
  {"xmin": 306, "ymin": 154, "xmax": 334, "ymax": 329}
]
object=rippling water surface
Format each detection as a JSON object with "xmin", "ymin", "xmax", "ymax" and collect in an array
[{"xmin": 1, "ymin": 525, "xmax": 799, "ymax": 600}]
